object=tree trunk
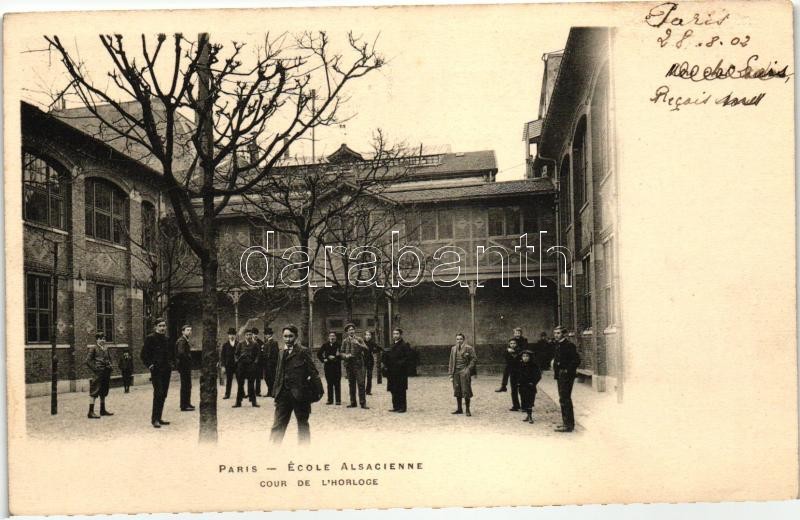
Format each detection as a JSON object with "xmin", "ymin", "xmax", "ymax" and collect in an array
[
  {"xmin": 199, "ymin": 252, "xmax": 219, "ymax": 442},
  {"xmin": 299, "ymin": 235, "xmax": 311, "ymax": 345}
]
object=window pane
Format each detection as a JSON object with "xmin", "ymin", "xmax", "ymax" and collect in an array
[
  {"xmin": 488, "ymin": 208, "xmax": 504, "ymax": 236},
  {"xmin": 505, "ymin": 207, "xmax": 521, "ymax": 235},
  {"xmin": 112, "ymin": 192, "xmax": 124, "ymax": 217},
  {"xmin": 24, "ymin": 188, "xmax": 49, "ymax": 225},
  {"xmin": 49, "ymin": 197, "xmax": 62, "ymax": 229},
  {"xmin": 95, "ymin": 183, "xmax": 111, "ymax": 211},
  {"xmin": 113, "ymin": 218, "xmax": 124, "ymax": 244},
  {"xmin": 420, "ymin": 212, "xmax": 436, "ymax": 241},
  {"xmin": 96, "ymin": 285, "xmax": 104, "ymax": 314},
  {"xmin": 404, "ymin": 214, "xmax": 420, "ymax": 242},
  {"xmin": 104, "ymin": 317, "xmax": 114, "ymax": 342},
  {"xmin": 38, "ymin": 312, "xmax": 50, "ymax": 343},
  {"xmin": 437, "ymin": 212, "xmax": 453, "ymax": 239},
  {"xmin": 95, "ymin": 213, "xmax": 111, "ymax": 241},
  {"xmin": 523, "ymin": 207, "xmax": 537, "ymax": 233},
  {"xmin": 26, "ymin": 311, "xmax": 38, "ymax": 342},
  {"xmin": 26, "ymin": 275, "xmax": 37, "ymax": 308},
  {"xmin": 38, "ymin": 278, "xmax": 50, "ymax": 310}
]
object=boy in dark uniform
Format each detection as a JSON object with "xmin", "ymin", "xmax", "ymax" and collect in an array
[
  {"xmin": 252, "ymin": 327, "xmax": 266, "ymax": 396},
  {"xmin": 219, "ymin": 328, "xmax": 238, "ymax": 399},
  {"xmin": 517, "ymin": 349, "xmax": 542, "ymax": 424},
  {"xmin": 506, "ymin": 338, "xmax": 523, "ymax": 411},
  {"xmin": 317, "ymin": 331, "xmax": 342, "ymax": 405},
  {"xmin": 234, "ymin": 328, "xmax": 259, "ymax": 407},
  {"xmin": 497, "ymin": 327, "xmax": 528, "ymax": 392},
  {"xmin": 119, "ymin": 348, "xmax": 134, "ymax": 393},
  {"xmin": 141, "ymin": 318, "xmax": 174, "ymax": 428},
  {"xmin": 175, "ymin": 324, "xmax": 195, "ymax": 411},
  {"xmin": 86, "ymin": 331, "xmax": 114, "ymax": 419},
  {"xmin": 553, "ymin": 326, "xmax": 581, "ymax": 432}
]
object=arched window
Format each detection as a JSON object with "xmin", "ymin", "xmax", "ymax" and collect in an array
[
  {"xmin": 141, "ymin": 200, "xmax": 157, "ymax": 251},
  {"xmin": 23, "ymin": 151, "xmax": 67, "ymax": 230},
  {"xmin": 572, "ymin": 117, "xmax": 588, "ymax": 207},
  {"xmin": 559, "ymin": 154, "xmax": 571, "ymax": 231},
  {"xmin": 591, "ymin": 64, "xmax": 610, "ymax": 179},
  {"xmin": 85, "ymin": 178, "xmax": 129, "ymax": 245}
]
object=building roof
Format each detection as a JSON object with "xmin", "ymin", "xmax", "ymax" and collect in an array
[
  {"xmin": 539, "ymin": 50, "xmax": 564, "ymax": 120},
  {"xmin": 21, "ymin": 101, "xmax": 163, "ymax": 182},
  {"xmin": 386, "ymin": 178, "xmax": 554, "ymax": 204},
  {"xmin": 522, "ymin": 119, "xmax": 543, "ymax": 143},
  {"xmin": 50, "ymin": 99, "xmax": 197, "ymax": 175}
]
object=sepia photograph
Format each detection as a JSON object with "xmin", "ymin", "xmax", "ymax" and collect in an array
[{"xmin": 3, "ymin": 0, "xmax": 797, "ymax": 515}]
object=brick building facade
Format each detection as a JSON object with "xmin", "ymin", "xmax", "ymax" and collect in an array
[
  {"xmin": 526, "ymin": 27, "xmax": 621, "ymax": 394},
  {"xmin": 22, "ymin": 102, "xmax": 164, "ymax": 394}
]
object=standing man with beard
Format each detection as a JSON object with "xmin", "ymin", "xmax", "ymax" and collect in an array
[
  {"xmin": 552, "ymin": 326, "xmax": 580, "ymax": 432},
  {"xmin": 385, "ymin": 328, "xmax": 412, "ymax": 413},
  {"xmin": 219, "ymin": 327, "xmax": 238, "ymax": 399},
  {"xmin": 262, "ymin": 327, "xmax": 280, "ymax": 398},
  {"xmin": 175, "ymin": 324, "xmax": 195, "ymax": 412},
  {"xmin": 270, "ymin": 324, "xmax": 322, "ymax": 445},
  {"xmin": 141, "ymin": 318, "xmax": 173, "ymax": 428},
  {"xmin": 317, "ymin": 331, "xmax": 342, "ymax": 405}
]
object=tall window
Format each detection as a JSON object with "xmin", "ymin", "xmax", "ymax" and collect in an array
[
  {"xmin": 405, "ymin": 211, "xmax": 454, "ymax": 242},
  {"xmin": 141, "ymin": 201, "xmax": 157, "ymax": 252},
  {"xmin": 559, "ymin": 155, "xmax": 571, "ymax": 230},
  {"xmin": 85, "ymin": 179, "xmax": 129, "ymax": 245},
  {"xmin": 96, "ymin": 284, "xmax": 115, "ymax": 342},
  {"xmin": 487, "ymin": 207, "xmax": 521, "ymax": 237},
  {"xmin": 592, "ymin": 64, "xmax": 610, "ymax": 179},
  {"xmin": 25, "ymin": 274, "xmax": 51, "ymax": 343},
  {"xmin": 23, "ymin": 152, "xmax": 66, "ymax": 229},
  {"xmin": 573, "ymin": 117, "xmax": 588, "ymax": 207},
  {"xmin": 250, "ymin": 224, "xmax": 292, "ymax": 250},
  {"xmin": 603, "ymin": 238, "xmax": 616, "ymax": 327},
  {"xmin": 581, "ymin": 255, "xmax": 592, "ymax": 330}
]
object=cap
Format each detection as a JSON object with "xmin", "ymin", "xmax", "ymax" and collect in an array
[
  {"xmin": 227, "ymin": 327, "xmax": 237, "ymax": 335},
  {"xmin": 344, "ymin": 323, "xmax": 356, "ymax": 331}
]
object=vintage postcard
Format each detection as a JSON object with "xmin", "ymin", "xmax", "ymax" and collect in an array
[{"xmin": 3, "ymin": 0, "xmax": 797, "ymax": 515}]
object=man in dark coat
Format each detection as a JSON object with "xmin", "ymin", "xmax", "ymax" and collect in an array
[
  {"xmin": 86, "ymin": 331, "xmax": 114, "ymax": 419},
  {"xmin": 497, "ymin": 327, "xmax": 528, "ymax": 392},
  {"xmin": 269, "ymin": 324, "xmax": 322, "ymax": 445},
  {"xmin": 234, "ymin": 328, "xmax": 260, "ymax": 407},
  {"xmin": 533, "ymin": 331, "xmax": 554, "ymax": 371},
  {"xmin": 317, "ymin": 331, "xmax": 342, "ymax": 405},
  {"xmin": 506, "ymin": 338, "xmax": 523, "ymax": 411},
  {"xmin": 552, "ymin": 326, "xmax": 581, "ymax": 432},
  {"xmin": 384, "ymin": 327, "xmax": 412, "ymax": 413},
  {"xmin": 219, "ymin": 327, "xmax": 238, "ymax": 399},
  {"xmin": 363, "ymin": 330, "xmax": 380, "ymax": 394},
  {"xmin": 262, "ymin": 327, "xmax": 280, "ymax": 398},
  {"xmin": 119, "ymin": 348, "xmax": 134, "ymax": 393},
  {"xmin": 252, "ymin": 327, "xmax": 266, "ymax": 396},
  {"xmin": 341, "ymin": 323, "xmax": 369, "ymax": 409},
  {"xmin": 175, "ymin": 324, "xmax": 195, "ymax": 411},
  {"xmin": 141, "ymin": 318, "xmax": 174, "ymax": 428}
]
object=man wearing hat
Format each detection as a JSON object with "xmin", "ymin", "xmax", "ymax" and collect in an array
[
  {"xmin": 234, "ymin": 328, "xmax": 260, "ymax": 407},
  {"xmin": 317, "ymin": 331, "xmax": 342, "ymax": 405},
  {"xmin": 86, "ymin": 331, "xmax": 114, "ymax": 419},
  {"xmin": 262, "ymin": 327, "xmax": 280, "ymax": 398},
  {"xmin": 251, "ymin": 327, "xmax": 266, "ymax": 396},
  {"xmin": 448, "ymin": 333, "xmax": 477, "ymax": 417},
  {"xmin": 141, "ymin": 318, "xmax": 173, "ymax": 428},
  {"xmin": 340, "ymin": 323, "xmax": 369, "ymax": 409},
  {"xmin": 219, "ymin": 327, "xmax": 238, "ymax": 399},
  {"xmin": 175, "ymin": 324, "xmax": 195, "ymax": 411}
]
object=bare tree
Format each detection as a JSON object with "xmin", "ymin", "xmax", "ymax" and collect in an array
[
  {"xmin": 240, "ymin": 132, "xmax": 413, "ymax": 345},
  {"xmin": 46, "ymin": 31, "xmax": 386, "ymax": 441}
]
